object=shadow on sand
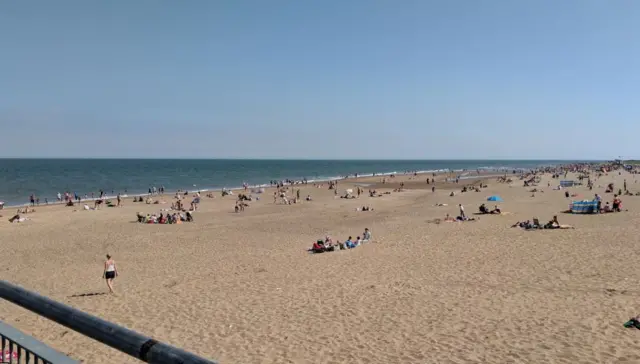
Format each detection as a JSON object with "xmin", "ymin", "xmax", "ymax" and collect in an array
[{"xmin": 68, "ymin": 292, "xmax": 107, "ymax": 298}]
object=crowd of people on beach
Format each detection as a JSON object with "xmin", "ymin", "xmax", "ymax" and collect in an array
[
  {"xmin": 136, "ymin": 211, "xmax": 194, "ymax": 224},
  {"xmin": 8, "ymin": 161, "xmax": 640, "ymax": 303}
]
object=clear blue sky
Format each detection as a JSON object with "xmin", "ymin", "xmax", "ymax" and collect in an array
[{"xmin": 1, "ymin": 0, "xmax": 638, "ymax": 159}]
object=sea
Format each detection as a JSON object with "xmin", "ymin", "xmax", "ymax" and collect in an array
[{"xmin": 0, "ymin": 159, "xmax": 582, "ymax": 207}]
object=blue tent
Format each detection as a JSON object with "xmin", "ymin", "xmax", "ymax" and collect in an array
[{"xmin": 487, "ymin": 195, "xmax": 503, "ymax": 202}]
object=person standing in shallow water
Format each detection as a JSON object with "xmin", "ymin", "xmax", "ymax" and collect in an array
[{"xmin": 103, "ymin": 254, "xmax": 118, "ymax": 294}]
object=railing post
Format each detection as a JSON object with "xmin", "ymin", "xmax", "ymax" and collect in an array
[
  {"xmin": 0, "ymin": 280, "xmax": 218, "ymax": 364},
  {"xmin": 0, "ymin": 321, "xmax": 79, "ymax": 363}
]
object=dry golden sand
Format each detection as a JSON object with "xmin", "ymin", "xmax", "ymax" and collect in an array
[{"xmin": 2, "ymin": 171, "xmax": 640, "ymax": 363}]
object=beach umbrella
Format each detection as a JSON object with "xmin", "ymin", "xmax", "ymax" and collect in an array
[{"xmin": 487, "ymin": 195, "xmax": 503, "ymax": 202}]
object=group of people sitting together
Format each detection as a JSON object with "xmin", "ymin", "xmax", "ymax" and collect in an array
[
  {"xmin": 132, "ymin": 196, "xmax": 152, "ymax": 203},
  {"xmin": 460, "ymin": 185, "xmax": 483, "ymax": 193},
  {"xmin": 309, "ymin": 228, "xmax": 372, "ymax": 253},
  {"xmin": 136, "ymin": 211, "xmax": 194, "ymax": 224},
  {"xmin": 478, "ymin": 203, "xmax": 501, "ymax": 214},
  {"xmin": 169, "ymin": 196, "xmax": 200, "ymax": 212},
  {"xmin": 235, "ymin": 200, "xmax": 249, "ymax": 212},
  {"xmin": 600, "ymin": 194, "xmax": 624, "ymax": 213},
  {"xmin": 511, "ymin": 216, "xmax": 574, "ymax": 230}
]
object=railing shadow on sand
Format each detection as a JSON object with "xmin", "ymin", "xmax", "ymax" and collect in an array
[{"xmin": 0, "ymin": 280, "xmax": 218, "ymax": 364}]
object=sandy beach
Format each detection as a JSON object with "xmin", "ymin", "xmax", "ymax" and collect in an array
[{"xmin": 2, "ymin": 167, "xmax": 640, "ymax": 363}]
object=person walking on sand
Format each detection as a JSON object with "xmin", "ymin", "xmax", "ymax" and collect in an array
[
  {"xmin": 103, "ymin": 254, "xmax": 118, "ymax": 294},
  {"xmin": 459, "ymin": 204, "xmax": 466, "ymax": 219}
]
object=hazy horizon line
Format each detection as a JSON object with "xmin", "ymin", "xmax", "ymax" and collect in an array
[{"xmin": 0, "ymin": 157, "xmax": 607, "ymax": 161}]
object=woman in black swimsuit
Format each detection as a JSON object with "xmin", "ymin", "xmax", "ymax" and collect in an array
[{"xmin": 103, "ymin": 254, "xmax": 118, "ymax": 294}]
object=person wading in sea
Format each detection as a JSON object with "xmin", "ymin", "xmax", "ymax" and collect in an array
[{"xmin": 103, "ymin": 254, "xmax": 118, "ymax": 294}]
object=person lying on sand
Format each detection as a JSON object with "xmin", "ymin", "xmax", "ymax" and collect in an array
[
  {"xmin": 543, "ymin": 215, "xmax": 575, "ymax": 229},
  {"xmin": 8, "ymin": 214, "xmax": 28, "ymax": 223},
  {"xmin": 458, "ymin": 216, "xmax": 477, "ymax": 221},
  {"xmin": 512, "ymin": 216, "xmax": 574, "ymax": 230},
  {"xmin": 512, "ymin": 220, "xmax": 534, "ymax": 229},
  {"xmin": 442, "ymin": 213, "xmax": 477, "ymax": 222}
]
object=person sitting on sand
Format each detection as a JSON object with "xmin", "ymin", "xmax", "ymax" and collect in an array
[
  {"xmin": 345, "ymin": 236, "xmax": 356, "ymax": 249},
  {"xmin": 311, "ymin": 240, "xmax": 326, "ymax": 253},
  {"xmin": 603, "ymin": 202, "xmax": 613, "ymax": 213},
  {"xmin": 323, "ymin": 237, "xmax": 335, "ymax": 252},
  {"xmin": 362, "ymin": 228, "xmax": 371, "ymax": 242},
  {"xmin": 444, "ymin": 213, "xmax": 456, "ymax": 222},
  {"xmin": 306, "ymin": 195, "xmax": 312, "ymax": 201},
  {"xmin": 479, "ymin": 204, "xmax": 489, "ymax": 214},
  {"xmin": 491, "ymin": 205, "xmax": 501, "ymax": 214}
]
